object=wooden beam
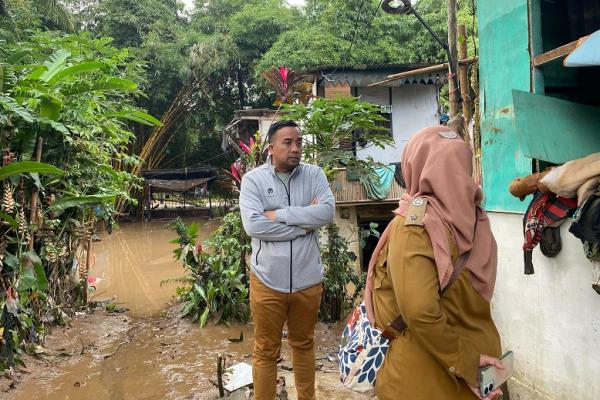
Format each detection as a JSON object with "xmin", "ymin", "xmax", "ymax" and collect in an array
[
  {"xmin": 367, "ymin": 57, "xmax": 478, "ymax": 87},
  {"xmin": 533, "ymin": 40, "xmax": 578, "ymax": 67}
]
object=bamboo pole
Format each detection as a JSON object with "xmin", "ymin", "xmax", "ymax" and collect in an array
[
  {"xmin": 447, "ymin": 0, "xmax": 459, "ymax": 116},
  {"xmin": 458, "ymin": 25, "xmax": 472, "ymax": 123}
]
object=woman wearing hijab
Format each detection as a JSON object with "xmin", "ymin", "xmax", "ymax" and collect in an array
[{"xmin": 369, "ymin": 125, "xmax": 504, "ymax": 399}]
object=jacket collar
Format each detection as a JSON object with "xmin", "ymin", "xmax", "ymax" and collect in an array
[{"xmin": 266, "ymin": 155, "xmax": 303, "ymax": 177}]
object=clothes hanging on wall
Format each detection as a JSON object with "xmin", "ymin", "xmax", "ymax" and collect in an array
[{"xmin": 522, "ymin": 192, "xmax": 578, "ymax": 275}]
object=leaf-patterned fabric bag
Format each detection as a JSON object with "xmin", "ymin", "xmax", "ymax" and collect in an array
[{"xmin": 337, "ymin": 301, "xmax": 390, "ymax": 396}]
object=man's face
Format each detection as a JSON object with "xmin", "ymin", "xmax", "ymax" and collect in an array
[{"xmin": 269, "ymin": 126, "xmax": 302, "ymax": 172}]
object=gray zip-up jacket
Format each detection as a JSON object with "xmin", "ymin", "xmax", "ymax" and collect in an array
[{"xmin": 239, "ymin": 159, "xmax": 335, "ymax": 293}]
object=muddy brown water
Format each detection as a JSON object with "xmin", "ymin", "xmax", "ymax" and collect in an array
[{"xmin": 5, "ymin": 220, "xmax": 368, "ymax": 400}]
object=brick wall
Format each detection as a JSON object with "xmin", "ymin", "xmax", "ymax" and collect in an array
[{"xmin": 323, "ymin": 81, "xmax": 351, "ymax": 99}]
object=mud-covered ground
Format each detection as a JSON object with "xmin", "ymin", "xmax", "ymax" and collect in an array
[
  {"xmin": 0, "ymin": 303, "xmax": 368, "ymax": 400},
  {"xmin": 0, "ymin": 220, "xmax": 369, "ymax": 400}
]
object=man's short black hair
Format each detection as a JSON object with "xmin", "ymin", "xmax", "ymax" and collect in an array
[{"xmin": 267, "ymin": 120, "xmax": 299, "ymax": 143}]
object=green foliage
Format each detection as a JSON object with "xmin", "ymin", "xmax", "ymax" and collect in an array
[
  {"xmin": 282, "ymin": 96, "xmax": 394, "ymax": 187},
  {"xmin": 257, "ymin": 0, "xmax": 477, "ymax": 74},
  {"xmin": 169, "ymin": 213, "xmax": 251, "ymax": 327},
  {"xmin": 0, "ymin": 161, "xmax": 63, "ymax": 181},
  {"xmin": 0, "ymin": 30, "xmax": 157, "ymax": 371},
  {"xmin": 319, "ymin": 222, "xmax": 362, "ymax": 322}
]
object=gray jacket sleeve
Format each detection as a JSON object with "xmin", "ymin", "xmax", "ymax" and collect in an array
[
  {"xmin": 275, "ymin": 168, "xmax": 335, "ymax": 230},
  {"xmin": 240, "ymin": 174, "xmax": 307, "ymax": 241}
]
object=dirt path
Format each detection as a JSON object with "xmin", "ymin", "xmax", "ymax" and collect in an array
[{"xmin": 0, "ymin": 220, "xmax": 369, "ymax": 400}]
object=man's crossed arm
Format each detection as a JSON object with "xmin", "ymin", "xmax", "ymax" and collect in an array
[{"xmin": 239, "ymin": 170, "xmax": 335, "ymax": 241}]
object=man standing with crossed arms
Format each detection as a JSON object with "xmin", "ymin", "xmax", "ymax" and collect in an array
[{"xmin": 240, "ymin": 120, "xmax": 335, "ymax": 400}]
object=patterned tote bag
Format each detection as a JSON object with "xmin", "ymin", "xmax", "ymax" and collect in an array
[
  {"xmin": 338, "ymin": 227, "xmax": 392, "ymax": 396},
  {"xmin": 337, "ymin": 301, "xmax": 390, "ymax": 396}
]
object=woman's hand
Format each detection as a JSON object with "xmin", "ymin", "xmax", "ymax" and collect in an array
[{"xmin": 467, "ymin": 354, "xmax": 504, "ymax": 400}]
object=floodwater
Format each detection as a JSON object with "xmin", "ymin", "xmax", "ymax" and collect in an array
[
  {"xmin": 90, "ymin": 219, "xmax": 221, "ymax": 316},
  {"xmin": 7, "ymin": 220, "xmax": 367, "ymax": 400}
]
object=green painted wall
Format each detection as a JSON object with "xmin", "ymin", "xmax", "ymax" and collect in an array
[{"xmin": 477, "ymin": 0, "xmax": 532, "ymax": 212}]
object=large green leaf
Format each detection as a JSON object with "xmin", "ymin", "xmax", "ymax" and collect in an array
[
  {"xmin": 47, "ymin": 62, "xmax": 107, "ymax": 87},
  {"xmin": 50, "ymin": 194, "xmax": 116, "ymax": 214},
  {"xmin": 39, "ymin": 95, "xmax": 63, "ymax": 120},
  {"xmin": 0, "ymin": 95, "xmax": 35, "ymax": 122},
  {"xmin": 39, "ymin": 49, "xmax": 71, "ymax": 83},
  {"xmin": 17, "ymin": 267, "xmax": 38, "ymax": 292},
  {"xmin": 6, "ymin": 50, "xmax": 31, "ymax": 65},
  {"xmin": 107, "ymin": 110, "xmax": 163, "ymax": 127},
  {"xmin": 39, "ymin": 117, "xmax": 70, "ymax": 135},
  {"xmin": 0, "ymin": 161, "xmax": 63, "ymax": 180},
  {"xmin": 0, "ymin": 63, "xmax": 16, "ymax": 93},
  {"xmin": 199, "ymin": 307, "xmax": 210, "ymax": 328},
  {"xmin": 61, "ymin": 77, "xmax": 138, "ymax": 96},
  {"xmin": 27, "ymin": 65, "xmax": 48, "ymax": 80},
  {"xmin": 20, "ymin": 251, "xmax": 48, "ymax": 292},
  {"xmin": 0, "ymin": 211, "xmax": 18, "ymax": 229}
]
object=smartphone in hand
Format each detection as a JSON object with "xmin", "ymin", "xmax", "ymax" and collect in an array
[{"xmin": 479, "ymin": 351, "xmax": 514, "ymax": 398}]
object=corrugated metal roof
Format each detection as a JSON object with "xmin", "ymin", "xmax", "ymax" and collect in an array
[{"xmin": 321, "ymin": 70, "xmax": 447, "ymax": 87}]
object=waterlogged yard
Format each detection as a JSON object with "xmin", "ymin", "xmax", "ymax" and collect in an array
[{"xmin": 1, "ymin": 220, "xmax": 366, "ymax": 400}]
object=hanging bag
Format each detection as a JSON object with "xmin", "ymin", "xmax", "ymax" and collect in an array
[{"xmin": 337, "ymin": 227, "xmax": 400, "ymax": 396}]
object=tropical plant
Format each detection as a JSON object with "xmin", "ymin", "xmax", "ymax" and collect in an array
[
  {"xmin": 260, "ymin": 66, "xmax": 313, "ymax": 106},
  {"xmin": 282, "ymin": 96, "xmax": 394, "ymax": 187},
  {"xmin": 0, "ymin": 31, "xmax": 159, "ymax": 371},
  {"xmin": 168, "ymin": 213, "xmax": 251, "ymax": 327},
  {"xmin": 319, "ymin": 222, "xmax": 363, "ymax": 322}
]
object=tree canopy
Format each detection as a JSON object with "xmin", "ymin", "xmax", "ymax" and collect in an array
[{"xmin": 0, "ymin": 0, "xmax": 478, "ymax": 169}]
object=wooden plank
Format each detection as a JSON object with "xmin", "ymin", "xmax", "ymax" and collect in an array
[
  {"xmin": 513, "ymin": 89, "xmax": 600, "ymax": 163},
  {"xmin": 533, "ymin": 40, "xmax": 578, "ymax": 67}
]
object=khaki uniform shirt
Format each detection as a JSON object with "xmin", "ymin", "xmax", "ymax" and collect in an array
[{"xmin": 373, "ymin": 215, "xmax": 502, "ymax": 400}]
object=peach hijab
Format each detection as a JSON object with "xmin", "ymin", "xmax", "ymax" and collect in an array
[{"xmin": 365, "ymin": 126, "xmax": 497, "ymax": 325}]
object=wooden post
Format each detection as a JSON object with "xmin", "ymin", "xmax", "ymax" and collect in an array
[
  {"xmin": 458, "ymin": 24, "xmax": 472, "ymax": 123},
  {"xmin": 447, "ymin": 0, "xmax": 459, "ymax": 116},
  {"xmin": 208, "ymin": 187, "xmax": 213, "ymax": 219},
  {"xmin": 217, "ymin": 354, "xmax": 226, "ymax": 398},
  {"xmin": 28, "ymin": 136, "xmax": 43, "ymax": 250}
]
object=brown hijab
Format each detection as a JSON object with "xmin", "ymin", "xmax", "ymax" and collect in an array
[
  {"xmin": 394, "ymin": 125, "xmax": 497, "ymax": 302},
  {"xmin": 365, "ymin": 126, "xmax": 497, "ymax": 324}
]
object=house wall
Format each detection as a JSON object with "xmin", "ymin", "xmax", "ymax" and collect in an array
[
  {"xmin": 332, "ymin": 206, "xmax": 360, "ymax": 273},
  {"xmin": 489, "ymin": 213, "xmax": 600, "ymax": 400},
  {"xmin": 478, "ymin": 0, "xmax": 531, "ymax": 212},
  {"xmin": 258, "ymin": 117, "xmax": 275, "ymax": 138},
  {"xmin": 477, "ymin": 2, "xmax": 600, "ymax": 398},
  {"xmin": 356, "ymin": 84, "xmax": 439, "ymax": 164}
]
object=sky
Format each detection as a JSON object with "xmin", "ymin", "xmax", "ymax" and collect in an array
[{"xmin": 181, "ymin": 0, "xmax": 306, "ymax": 12}]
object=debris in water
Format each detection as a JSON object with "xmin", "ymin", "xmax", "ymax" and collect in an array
[
  {"xmin": 223, "ymin": 362, "xmax": 253, "ymax": 393},
  {"xmin": 228, "ymin": 331, "xmax": 244, "ymax": 343}
]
